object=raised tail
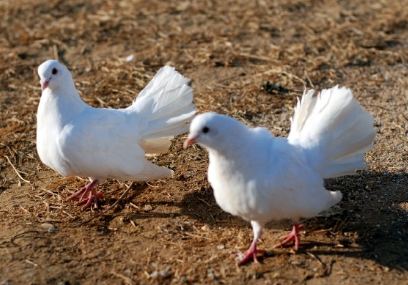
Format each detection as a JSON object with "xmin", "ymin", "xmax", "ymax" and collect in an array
[
  {"xmin": 130, "ymin": 66, "xmax": 196, "ymax": 154},
  {"xmin": 288, "ymin": 86, "xmax": 375, "ymax": 178}
]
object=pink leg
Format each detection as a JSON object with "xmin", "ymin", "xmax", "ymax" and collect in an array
[
  {"xmin": 275, "ymin": 223, "xmax": 304, "ymax": 250},
  {"xmin": 68, "ymin": 180, "xmax": 103, "ymax": 210},
  {"xmin": 237, "ymin": 240, "xmax": 266, "ymax": 266},
  {"xmin": 237, "ymin": 221, "xmax": 266, "ymax": 266}
]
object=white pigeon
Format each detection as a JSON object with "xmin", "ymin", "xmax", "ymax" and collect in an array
[
  {"xmin": 184, "ymin": 86, "xmax": 375, "ymax": 265},
  {"xmin": 37, "ymin": 59, "xmax": 195, "ymax": 209}
]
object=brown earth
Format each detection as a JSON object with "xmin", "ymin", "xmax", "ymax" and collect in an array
[{"xmin": 1, "ymin": 0, "xmax": 408, "ymax": 284}]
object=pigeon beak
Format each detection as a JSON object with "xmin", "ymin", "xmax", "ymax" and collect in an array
[
  {"xmin": 183, "ymin": 136, "xmax": 196, "ymax": 148},
  {"xmin": 40, "ymin": 78, "xmax": 50, "ymax": 91}
]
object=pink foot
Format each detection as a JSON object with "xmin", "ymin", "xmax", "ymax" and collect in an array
[
  {"xmin": 68, "ymin": 180, "xmax": 102, "ymax": 210},
  {"xmin": 236, "ymin": 241, "xmax": 266, "ymax": 266},
  {"xmin": 275, "ymin": 224, "xmax": 304, "ymax": 250}
]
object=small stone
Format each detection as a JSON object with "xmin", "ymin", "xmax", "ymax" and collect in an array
[
  {"xmin": 207, "ymin": 268, "xmax": 218, "ymax": 280},
  {"xmin": 149, "ymin": 269, "xmax": 169, "ymax": 278},
  {"xmin": 41, "ymin": 223, "xmax": 57, "ymax": 233},
  {"xmin": 291, "ymin": 261, "xmax": 302, "ymax": 266},
  {"xmin": 144, "ymin": 204, "xmax": 153, "ymax": 211},
  {"xmin": 216, "ymin": 244, "xmax": 225, "ymax": 250}
]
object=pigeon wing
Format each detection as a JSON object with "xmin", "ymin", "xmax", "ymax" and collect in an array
[
  {"xmin": 255, "ymin": 136, "xmax": 341, "ymax": 221},
  {"xmin": 56, "ymin": 107, "xmax": 173, "ymax": 181},
  {"xmin": 218, "ymin": 127, "xmax": 341, "ymax": 222}
]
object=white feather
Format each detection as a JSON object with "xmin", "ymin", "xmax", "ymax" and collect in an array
[
  {"xmin": 130, "ymin": 66, "xmax": 195, "ymax": 150},
  {"xmin": 36, "ymin": 60, "xmax": 195, "ymax": 185},
  {"xmin": 288, "ymin": 85, "xmax": 376, "ymax": 178},
  {"xmin": 186, "ymin": 88, "xmax": 375, "ymax": 262}
]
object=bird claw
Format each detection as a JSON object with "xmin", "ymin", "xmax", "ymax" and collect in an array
[
  {"xmin": 235, "ymin": 244, "xmax": 266, "ymax": 266},
  {"xmin": 68, "ymin": 186, "xmax": 87, "ymax": 201},
  {"xmin": 236, "ymin": 249, "xmax": 266, "ymax": 266},
  {"xmin": 68, "ymin": 180, "xmax": 102, "ymax": 210},
  {"xmin": 274, "ymin": 224, "xmax": 304, "ymax": 250},
  {"xmin": 77, "ymin": 191, "xmax": 104, "ymax": 210}
]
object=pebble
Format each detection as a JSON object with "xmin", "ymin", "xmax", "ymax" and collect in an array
[
  {"xmin": 149, "ymin": 269, "xmax": 169, "ymax": 278},
  {"xmin": 41, "ymin": 223, "xmax": 57, "ymax": 233},
  {"xmin": 201, "ymin": 225, "xmax": 210, "ymax": 231},
  {"xmin": 291, "ymin": 261, "xmax": 302, "ymax": 266},
  {"xmin": 216, "ymin": 244, "xmax": 225, "ymax": 250},
  {"xmin": 207, "ymin": 268, "xmax": 218, "ymax": 280},
  {"xmin": 144, "ymin": 204, "xmax": 153, "ymax": 211}
]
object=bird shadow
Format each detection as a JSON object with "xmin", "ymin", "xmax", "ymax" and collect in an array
[
  {"xmin": 176, "ymin": 171, "xmax": 408, "ymax": 271},
  {"xmin": 83, "ymin": 182, "xmax": 183, "ymax": 232},
  {"xmin": 79, "ymin": 171, "xmax": 408, "ymax": 271}
]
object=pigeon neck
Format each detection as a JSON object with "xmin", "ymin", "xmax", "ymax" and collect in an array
[
  {"xmin": 208, "ymin": 138, "xmax": 248, "ymax": 161},
  {"xmin": 39, "ymin": 83, "xmax": 87, "ymax": 126},
  {"xmin": 208, "ymin": 145, "xmax": 248, "ymax": 175}
]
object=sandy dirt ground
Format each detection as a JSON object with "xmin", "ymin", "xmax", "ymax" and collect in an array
[{"xmin": 1, "ymin": 0, "xmax": 408, "ymax": 284}]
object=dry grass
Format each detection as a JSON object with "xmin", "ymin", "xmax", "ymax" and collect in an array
[{"xmin": 1, "ymin": 0, "xmax": 408, "ymax": 284}]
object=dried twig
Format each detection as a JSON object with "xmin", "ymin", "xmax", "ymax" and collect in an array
[
  {"xmin": 110, "ymin": 271, "xmax": 134, "ymax": 285},
  {"xmin": 5, "ymin": 156, "xmax": 31, "ymax": 184},
  {"xmin": 197, "ymin": 198, "xmax": 213, "ymax": 207},
  {"xmin": 25, "ymin": 259, "xmax": 38, "ymax": 267},
  {"xmin": 306, "ymin": 251, "xmax": 325, "ymax": 267}
]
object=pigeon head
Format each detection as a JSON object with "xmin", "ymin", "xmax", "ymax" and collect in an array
[
  {"xmin": 184, "ymin": 112, "xmax": 246, "ymax": 151},
  {"xmin": 38, "ymin": 60, "xmax": 71, "ymax": 91}
]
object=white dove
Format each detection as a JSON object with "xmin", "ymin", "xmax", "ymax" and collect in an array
[
  {"xmin": 37, "ymin": 59, "xmax": 195, "ymax": 210},
  {"xmin": 184, "ymin": 86, "xmax": 375, "ymax": 265}
]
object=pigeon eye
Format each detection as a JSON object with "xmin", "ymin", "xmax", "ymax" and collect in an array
[
  {"xmin": 202, "ymin": 126, "xmax": 210, "ymax": 133},
  {"xmin": 52, "ymin": 68, "xmax": 58, "ymax": 75}
]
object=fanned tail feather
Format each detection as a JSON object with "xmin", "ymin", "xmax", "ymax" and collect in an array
[
  {"xmin": 131, "ymin": 66, "xmax": 195, "ymax": 154},
  {"xmin": 288, "ymin": 85, "xmax": 375, "ymax": 178}
]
